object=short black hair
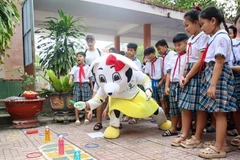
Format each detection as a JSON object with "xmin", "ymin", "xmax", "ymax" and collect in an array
[
  {"xmin": 155, "ymin": 39, "xmax": 168, "ymax": 48},
  {"xmin": 76, "ymin": 51, "xmax": 86, "ymax": 57},
  {"xmin": 118, "ymin": 51, "xmax": 126, "ymax": 56},
  {"xmin": 144, "ymin": 46, "xmax": 156, "ymax": 56},
  {"xmin": 127, "ymin": 43, "xmax": 138, "ymax": 51},
  {"xmin": 229, "ymin": 25, "xmax": 237, "ymax": 37},
  {"xmin": 184, "ymin": 8, "xmax": 201, "ymax": 23},
  {"xmin": 173, "ymin": 33, "xmax": 189, "ymax": 43},
  {"xmin": 109, "ymin": 47, "xmax": 117, "ymax": 53}
]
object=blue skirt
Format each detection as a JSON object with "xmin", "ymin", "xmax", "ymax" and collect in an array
[
  {"xmin": 179, "ymin": 63, "xmax": 201, "ymax": 111},
  {"xmin": 199, "ymin": 62, "xmax": 237, "ymax": 112}
]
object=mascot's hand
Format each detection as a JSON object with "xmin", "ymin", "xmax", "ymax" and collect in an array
[
  {"xmin": 145, "ymin": 89, "xmax": 152, "ymax": 101},
  {"xmin": 74, "ymin": 101, "xmax": 86, "ymax": 110}
]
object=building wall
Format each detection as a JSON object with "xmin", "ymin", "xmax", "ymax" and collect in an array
[{"xmin": 0, "ymin": 2, "xmax": 23, "ymax": 98}]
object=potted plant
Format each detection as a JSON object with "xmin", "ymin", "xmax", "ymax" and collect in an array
[
  {"xmin": 36, "ymin": 9, "xmax": 87, "ymax": 122},
  {"xmin": 1, "ymin": 69, "xmax": 45, "ymax": 128},
  {"xmin": 0, "ymin": 0, "xmax": 20, "ymax": 64}
]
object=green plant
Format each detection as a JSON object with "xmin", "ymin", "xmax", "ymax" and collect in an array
[
  {"xmin": 0, "ymin": 0, "xmax": 20, "ymax": 64},
  {"xmin": 38, "ymin": 69, "xmax": 74, "ymax": 95},
  {"xmin": 36, "ymin": 9, "xmax": 87, "ymax": 78},
  {"xmin": 16, "ymin": 68, "xmax": 35, "ymax": 91}
]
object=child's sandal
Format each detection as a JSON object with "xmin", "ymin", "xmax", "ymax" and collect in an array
[
  {"xmin": 180, "ymin": 135, "xmax": 202, "ymax": 149},
  {"xmin": 93, "ymin": 123, "xmax": 103, "ymax": 130},
  {"xmin": 171, "ymin": 135, "xmax": 186, "ymax": 147},
  {"xmin": 198, "ymin": 145, "xmax": 226, "ymax": 159}
]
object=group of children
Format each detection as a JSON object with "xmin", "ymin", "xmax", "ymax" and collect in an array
[
  {"xmin": 69, "ymin": 5, "xmax": 240, "ymax": 159},
  {"xmin": 143, "ymin": 6, "xmax": 240, "ymax": 159}
]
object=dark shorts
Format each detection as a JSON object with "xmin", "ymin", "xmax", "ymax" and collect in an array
[{"xmin": 73, "ymin": 83, "xmax": 92, "ymax": 102}]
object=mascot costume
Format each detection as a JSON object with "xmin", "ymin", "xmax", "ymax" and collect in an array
[{"xmin": 74, "ymin": 53, "xmax": 171, "ymax": 139}]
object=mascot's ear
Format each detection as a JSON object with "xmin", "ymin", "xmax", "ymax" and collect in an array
[
  {"xmin": 86, "ymin": 56, "xmax": 101, "ymax": 77},
  {"xmin": 109, "ymin": 53, "xmax": 139, "ymax": 71}
]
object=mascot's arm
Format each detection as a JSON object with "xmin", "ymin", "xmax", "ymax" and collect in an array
[
  {"xmin": 136, "ymin": 71, "xmax": 152, "ymax": 101},
  {"xmin": 85, "ymin": 87, "xmax": 107, "ymax": 112}
]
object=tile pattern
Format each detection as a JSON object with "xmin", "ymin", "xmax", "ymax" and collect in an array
[{"xmin": 0, "ymin": 119, "xmax": 239, "ymax": 160}]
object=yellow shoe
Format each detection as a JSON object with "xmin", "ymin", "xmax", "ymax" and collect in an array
[
  {"xmin": 104, "ymin": 126, "xmax": 120, "ymax": 139},
  {"xmin": 159, "ymin": 120, "xmax": 171, "ymax": 130}
]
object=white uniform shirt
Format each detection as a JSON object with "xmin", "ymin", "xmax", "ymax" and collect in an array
[
  {"xmin": 70, "ymin": 65, "xmax": 92, "ymax": 83},
  {"xmin": 168, "ymin": 53, "xmax": 186, "ymax": 82},
  {"xmin": 133, "ymin": 57, "xmax": 142, "ymax": 70},
  {"xmin": 85, "ymin": 49, "xmax": 102, "ymax": 65},
  {"xmin": 232, "ymin": 39, "xmax": 240, "ymax": 61},
  {"xmin": 164, "ymin": 50, "xmax": 177, "ymax": 75},
  {"xmin": 187, "ymin": 31, "xmax": 209, "ymax": 63},
  {"xmin": 205, "ymin": 29, "xmax": 233, "ymax": 63},
  {"xmin": 145, "ymin": 57, "xmax": 163, "ymax": 80}
]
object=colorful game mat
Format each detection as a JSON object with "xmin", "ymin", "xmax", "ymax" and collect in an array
[{"xmin": 39, "ymin": 143, "xmax": 96, "ymax": 160}]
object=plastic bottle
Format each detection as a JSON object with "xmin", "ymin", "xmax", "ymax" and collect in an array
[
  {"xmin": 25, "ymin": 129, "xmax": 38, "ymax": 134},
  {"xmin": 58, "ymin": 135, "xmax": 64, "ymax": 155},
  {"xmin": 74, "ymin": 148, "xmax": 81, "ymax": 160},
  {"xmin": 45, "ymin": 126, "xmax": 50, "ymax": 142}
]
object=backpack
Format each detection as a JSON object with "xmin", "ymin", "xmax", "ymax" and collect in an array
[{"xmin": 85, "ymin": 48, "xmax": 101, "ymax": 56}]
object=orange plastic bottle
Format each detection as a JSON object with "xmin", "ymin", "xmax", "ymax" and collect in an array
[{"xmin": 45, "ymin": 126, "xmax": 50, "ymax": 142}]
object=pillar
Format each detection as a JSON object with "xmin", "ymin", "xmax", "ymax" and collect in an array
[
  {"xmin": 144, "ymin": 24, "xmax": 151, "ymax": 49},
  {"xmin": 114, "ymin": 36, "xmax": 120, "ymax": 52}
]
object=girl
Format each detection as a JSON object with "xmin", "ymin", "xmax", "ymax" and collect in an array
[
  {"xmin": 171, "ymin": 7, "xmax": 209, "ymax": 146},
  {"xmin": 192, "ymin": 7, "xmax": 237, "ymax": 159},
  {"xmin": 230, "ymin": 14, "xmax": 240, "ymax": 150}
]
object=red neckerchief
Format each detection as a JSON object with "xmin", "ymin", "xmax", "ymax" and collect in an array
[
  {"xmin": 172, "ymin": 51, "xmax": 186, "ymax": 80},
  {"xmin": 199, "ymin": 44, "xmax": 209, "ymax": 72},
  {"xmin": 187, "ymin": 42, "xmax": 192, "ymax": 64},
  {"xmin": 78, "ymin": 64, "xmax": 85, "ymax": 86},
  {"xmin": 151, "ymin": 57, "xmax": 157, "ymax": 77}
]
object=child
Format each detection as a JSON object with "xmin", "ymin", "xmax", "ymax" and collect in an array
[
  {"xmin": 126, "ymin": 43, "xmax": 142, "ymax": 70},
  {"xmin": 171, "ymin": 7, "xmax": 209, "ymax": 146},
  {"xmin": 229, "ymin": 25, "xmax": 237, "ymax": 39},
  {"xmin": 155, "ymin": 39, "xmax": 176, "ymax": 115},
  {"xmin": 69, "ymin": 52, "xmax": 93, "ymax": 125},
  {"xmin": 192, "ymin": 7, "xmax": 237, "ymax": 159},
  {"xmin": 163, "ymin": 33, "xmax": 188, "ymax": 137},
  {"xmin": 124, "ymin": 42, "xmax": 142, "ymax": 124},
  {"xmin": 229, "ymin": 14, "xmax": 240, "ymax": 150},
  {"xmin": 144, "ymin": 46, "xmax": 163, "ymax": 101}
]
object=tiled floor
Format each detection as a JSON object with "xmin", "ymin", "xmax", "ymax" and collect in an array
[{"xmin": 0, "ymin": 118, "xmax": 239, "ymax": 160}]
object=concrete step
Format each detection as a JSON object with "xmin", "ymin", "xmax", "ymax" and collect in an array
[{"xmin": 0, "ymin": 103, "xmax": 12, "ymax": 125}]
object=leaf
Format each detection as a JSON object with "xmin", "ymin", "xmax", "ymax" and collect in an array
[{"xmin": 46, "ymin": 69, "xmax": 62, "ymax": 92}]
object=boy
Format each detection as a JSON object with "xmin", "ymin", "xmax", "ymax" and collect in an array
[
  {"xmin": 144, "ymin": 46, "xmax": 163, "ymax": 102},
  {"xmin": 69, "ymin": 52, "xmax": 93, "ymax": 125},
  {"xmin": 126, "ymin": 43, "xmax": 142, "ymax": 70},
  {"xmin": 155, "ymin": 39, "xmax": 176, "ymax": 116},
  {"xmin": 163, "ymin": 33, "xmax": 188, "ymax": 136},
  {"xmin": 124, "ymin": 42, "xmax": 142, "ymax": 124}
]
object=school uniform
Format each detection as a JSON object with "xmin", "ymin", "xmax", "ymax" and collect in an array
[
  {"xmin": 232, "ymin": 39, "xmax": 240, "ymax": 106},
  {"xmin": 199, "ymin": 29, "xmax": 237, "ymax": 112},
  {"xmin": 161, "ymin": 50, "xmax": 177, "ymax": 101},
  {"xmin": 70, "ymin": 64, "xmax": 92, "ymax": 102},
  {"xmin": 168, "ymin": 51, "xmax": 186, "ymax": 116},
  {"xmin": 178, "ymin": 31, "xmax": 209, "ymax": 111},
  {"xmin": 144, "ymin": 57, "xmax": 163, "ymax": 100}
]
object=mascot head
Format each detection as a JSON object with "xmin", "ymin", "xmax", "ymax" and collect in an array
[{"xmin": 87, "ymin": 53, "xmax": 139, "ymax": 96}]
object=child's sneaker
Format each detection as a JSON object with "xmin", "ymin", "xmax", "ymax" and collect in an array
[
  {"xmin": 75, "ymin": 120, "xmax": 81, "ymax": 125},
  {"xmin": 84, "ymin": 119, "xmax": 90, "ymax": 125}
]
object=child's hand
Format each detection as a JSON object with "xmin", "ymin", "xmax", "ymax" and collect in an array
[
  {"xmin": 179, "ymin": 76, "xmax": 185, "ymax": 88},
  {"xmin": 164, "ymin": 87, "xmax": 170, "ymax": 95},
  {"xmin": 207, "ymin": 85, "xmax": 216, "ymax": 99},
  {"xmin": 102, "ymin": 108, "xmax": 108, "ymax": 119},
  {"xmin": 87, "ymin": 111, "xmax": 93, "ymax": 120},
  {"xmin": 158, "ymin": 80, "xmax": 163, "ymax": 87},
  {"xmin": 69, "ymin": 79, "xmax": 72, "ymax": 85}
]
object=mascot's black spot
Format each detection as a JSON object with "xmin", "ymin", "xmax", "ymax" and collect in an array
[
  {"xmin": 154, "ymin": 109, "xmax": 159, "ymax": 115},
  {"xmin": 100, "ymin": 99, "xmax": 103, "ymax": 103},
  {"xmin": 125, "ymin": 68, "xmax": 133, "ymax": 83},
  {"xmin": 113, "ymin": 110, "xmax": 120, "ymax": 118}
]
